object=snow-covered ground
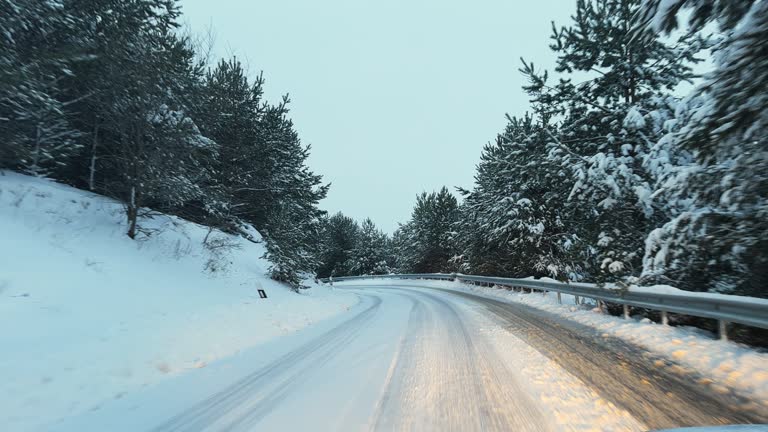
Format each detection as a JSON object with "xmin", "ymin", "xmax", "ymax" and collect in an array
[
  {"xmin": 341, "ymin": 279, "xmax": 768, "ymax": 405},
  {"xmin": 0, "ymin": 172, "xmax": 357, "ymax": 431},
  {"xmin": 4, "ymin": 171, "xmax": 766, "ymax": 431},
  {"xmin": 53, "ymin": 286, "xmax": 648, "ymax": 432}
]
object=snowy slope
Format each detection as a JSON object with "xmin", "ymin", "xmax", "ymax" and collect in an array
[{"xmin": 0, "ymin": 171, "xmax": 358, "ymax": 432}]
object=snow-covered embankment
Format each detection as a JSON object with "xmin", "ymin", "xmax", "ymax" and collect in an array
[{"xmin": 0, "ymin": 172, "xmax": 357, "ymax": 431}]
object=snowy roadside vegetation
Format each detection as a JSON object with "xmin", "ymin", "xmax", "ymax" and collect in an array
[
  {"xmin": 1, "ymin": 4, "xmax": 366, "ymax": 426},
  {"xmin": 1, "ymin": 0, "xmax": 329, "ymax": 289},
  {"xmin": 0, "ymin": 173, "xmax": 358, "ymax": 431}
]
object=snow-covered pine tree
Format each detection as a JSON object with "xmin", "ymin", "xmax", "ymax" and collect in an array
[
  {"xmin": 195, "ymin": 60, "xmax": 329, "ymax": 287},
  {"xmin": 102, "ymin": 27, "xmax": 213, "ymax": 238},
  {"xmin": 390, "ymin": 222, "xmax": 418, "ymax": 274},
  {"xmin": 192, "ymin": 57, "xmax": 266, "ymax": 231},
  {"xmin": 54, "ymin": 0, "xmax": 194, "ymax": 192},
  {"xmin": 350, "ymin": 218, "xmax": 390, "ymax": 276},
  {"xmin": 457, "ymin": 114, "xmax": 582, "ymax": 279},
  {"xmin": 395, "ymin": 187, "xmax": 459, "ymax": 273},
  {"xmin": 637, "ymin": 0, "xmax": 768, "ymax": 297},
  {"xmin": 0, "ymin": 0, "xmax": 82, "ymax": 175},
  {"xmin": 521, "ymin": 0, "xmax": 702, "ymax": 283},
  {"xmin": 1, "ymin": 0, "xmax": 331, "ymax": 289},
  {"xmin": 139, "ymin": 102, "xmax": 217, "ymax": 214},
  {"xmin": 6, "ymin": 0, "xmax": 216, "ymax": 239},
  {"xmin": 316, "ymin": 212, "xmax": 361, "ymax": 278},
  {"xmin": 255, "ymin": 99, "xmax": 330, "ymax": 288}
]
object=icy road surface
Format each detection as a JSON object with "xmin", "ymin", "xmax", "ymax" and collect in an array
[{"xmin": 54, "ymin": 285, "xmax": 768, "ymax": 432}]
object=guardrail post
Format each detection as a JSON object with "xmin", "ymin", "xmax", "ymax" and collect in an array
[
  {"xmin": 623, "ymin": 304, "xmax": 630, "ymax": 320},
  {"xmin": 661, "ymin": 310, "xmax": 668, "ymax": 326},
  {"xmin": 557, "ymin": 292, "xmax": 562, "ymax": 304},
  {"xmin": 718, "ymin": 320, "xmax": 729, "ymax": 341}
]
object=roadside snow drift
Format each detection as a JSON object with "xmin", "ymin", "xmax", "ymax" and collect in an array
[{"xmin": 0, "ymin": 172, "xmax": 357, "ymax": 432}]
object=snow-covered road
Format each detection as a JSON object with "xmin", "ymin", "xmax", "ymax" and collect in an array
[
  {"xmin": 53, "ymin": 285, "xmax": 768, "ymax": 432},
  {"xmin": 368, "ymin": 288, "xmax": 550, "ymax": 431}
]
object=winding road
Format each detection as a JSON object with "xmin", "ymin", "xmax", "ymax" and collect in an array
[{"xmin": 59, "ymin": 283, "xmax": 768, "ymax": 432}]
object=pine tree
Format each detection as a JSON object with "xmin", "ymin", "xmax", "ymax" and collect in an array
[
  {"xmin": 317, "ymin": 212, "xmax": 360, "ymax": 278},
  {"xmin": 104, "ymin": 34, "xmax": 211, "ymax": 238},
  {"xmin": 521, "ymin": 0, "xmax": 702, "ymax": 282},
  {"xmin": 395, "ymin": 187, "xmax": 459, "ymax": 273},
  {"xmin": 0, "ymin": 0, "xmax": 82, "ymax": 175},
  {"xmin": 194, "ymin": 59, "xmax": 330, "ymax": 287},
  {"xmin": 457, "ymin": 114, "xmax": 582, "ymax": 279},
  {"xmin": 256, "ymin": 99, "xmax": 329, "ymax": 288},
  {"xmin": 350, "ymin": 219, "xmax": 390, "ymax": 275},
  {"xmin": 1, "ymin": 0, "xmax": 332, "ymax": 290},
  {"xmin": 55, "ymin": 0, "xmax": 199, "ymax": 191},
  {"xmin": 176, "ymin": 57, "xmax": 268, "ymax": 232},
  {"xmin": 637, "ymin": 0, "xmax": 768, "ymax": 297}
]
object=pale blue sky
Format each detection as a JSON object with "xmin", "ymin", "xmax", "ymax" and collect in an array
[{"xmin": 180, "ymin": 1, "xmax": 575, "ymax": 233}]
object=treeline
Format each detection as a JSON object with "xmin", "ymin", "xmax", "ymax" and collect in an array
[
  {"xmin": 361, "ymin": 0, "xmax": 767, "ymax": 299},
  {"xmin": 316, "ymin": 213, "xmax": 393, "ymax": 279},
  {"xmin": 316, "ymin": 188, "xmax": 460, "ymax": 279},
  {"xmin": 1, "ymin": 0, "xmax": 327, "ymax": 288}
]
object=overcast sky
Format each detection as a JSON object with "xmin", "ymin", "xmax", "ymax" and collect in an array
[{"xmin": 180, "ymin": 1, "xmax": 575, "ymax": 233}]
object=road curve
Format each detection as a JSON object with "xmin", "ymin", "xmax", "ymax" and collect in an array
[
  {"xmin": 151, "ymin": 287, "xmax": 556, "ymax": 432},
  {"xmin": 63, "ymin": 284, "xmax": 767, "ymax": 432},
  {"xmin": 435, "ymin": 287, "xmax": 768, "ymax": 430}
]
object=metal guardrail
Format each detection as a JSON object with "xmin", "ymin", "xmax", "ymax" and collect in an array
[{"xmin": 322, "ymin": 273, "xmax": 768, "ymax": 340}]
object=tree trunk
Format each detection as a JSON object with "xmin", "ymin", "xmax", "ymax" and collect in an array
[
  {"xmin": 88, "ymin": 123, "xmax": 100, "ymax": 190},
  {"xmin": 127, "ymin": 185, "xmax": 138, "ymax": 239},
  {"xmin": 31, "ymin": 123, "xmax": 42, "ymax": 175}
]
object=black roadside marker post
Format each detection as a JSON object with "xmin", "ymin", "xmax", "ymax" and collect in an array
[{"xmin": 258, "ymin": 289, "xmax": 267, "ymax": 299}]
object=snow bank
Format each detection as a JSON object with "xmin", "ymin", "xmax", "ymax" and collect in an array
[
  {"xmin": 0, "ymin": 172, "xmax": 357, "ymax": 431},
  {"xmin": 464, "ymin": 310, "xmax": 645, "ymax": 431},
  {"xmin": 339, "ymin": 279, "xmax": 768, "ymax": 404}
]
